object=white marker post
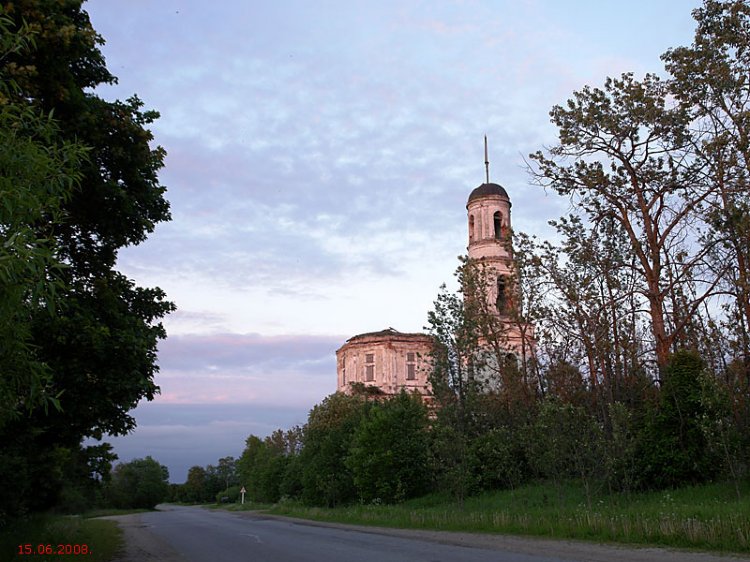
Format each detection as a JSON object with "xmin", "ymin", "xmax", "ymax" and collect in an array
[{"xmin": 240, "ymin": 486, "xmax": 246, "ymax": 505}]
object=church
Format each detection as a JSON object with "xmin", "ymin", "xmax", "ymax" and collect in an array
[{"xmin": 336, "ymin": 156, "xmax": 526, "ymax": 397}]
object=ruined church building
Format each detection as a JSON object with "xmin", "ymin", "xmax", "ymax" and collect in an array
[{"xmin": 337, "ymin": 147, "xmax": 524, "ymax": 397}]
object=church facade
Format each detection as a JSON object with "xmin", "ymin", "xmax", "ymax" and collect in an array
[
  {"xmin": 336, "ymin": 178, "xmax": 526, "ymax": 397},
  {"xmin": 336, "ymin": 328, "xmax": 432, "ymax": 397}
]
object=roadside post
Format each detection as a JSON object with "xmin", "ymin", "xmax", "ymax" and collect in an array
[{"xmin": 240, "ymin": 486, "xmax": 246, "ymax": 505}]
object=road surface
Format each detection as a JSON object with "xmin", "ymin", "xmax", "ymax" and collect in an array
[{"xmin": 104, "ymin": 505, "xmax": 750, "ymax": 562}]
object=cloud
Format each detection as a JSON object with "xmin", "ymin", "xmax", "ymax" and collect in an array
[
  {"xmin": 159, "ymin": 333, "xmax": 340, "ymax": 375},
  {"xmin": 152, "ymin": 333, "xmax": 341, "ymax": 405}
]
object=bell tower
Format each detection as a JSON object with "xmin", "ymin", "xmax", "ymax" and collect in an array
[{"xmin": 466, "ymin": 139, "xmax": 513, "ymax": 315}]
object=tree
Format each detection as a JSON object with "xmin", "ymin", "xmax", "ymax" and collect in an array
[
  {"xmin": 298, "ymin": 393, "xmax": 368, "ymax": 507},
  {"xmin": 108, "ymin": 456, "xmax": 169, "ymax": 510},
  {"xmin": 0, "ymin": 12, "xmax": 87, "ymax": 426},
  {"xmin": 236, "ymin": 433, "xmax": 293, "ymax": 503},
  {"xmin": 523, "ymin": 217, "xmax": 651, "ymax": 411},
  {"xmin": 55, "ymin": 443, "xmax": 117, "ymax": 513},
  {"xmin": 660, "ymin": 0, "xmax": 750, "ymax": 495},
  {"xmin": 216, "ymin": 456, "xmax": 238, "ymax": 490},
  {"xmin": 530, "ymin": 72, "xmax": 720, "ymax": 371},
  {"xmin": 523, "ymin": 0, "xmax": 750, "ymax": 494},
  {"xmin": 346, "ymin": 391, "xmax": 430, "ymax": 504},
  {"xmin": 459, "ymin": 257, "xmax": 540, "ymax": 411},
  {"xmin": 469, "ymin": 425, "xmax": 528, "ymax": 492},
  {"xmin": 426, "ymin": 279, "xmax": 486, "ymax": 503},
  {"xmin": 427, "ymin": 280, "xmax": 483, "ymax": 410},
  {"xmin": 183, "ymin": 466, "xmax": 208, "ymax": 504},
  {"xmin": 663, "ymin": 0, "xmax": 750, "ymax": 360},
  {"xmin": 636, "ymin": 351, "xmax": 722, "ymax": 489},
  {"xmin": 0, "ymin": 10, "xmax": 92, "ymax": 520},
  {"xmin": 527, "ymin": 399, "xmax": 604, "ymax": 508},
  {"xmin": 237, "ymin": 435, "xmax": 265, "ymax": 501},
  {"xmin": 0, "ymin": 0, "xmax": 173, "ymax": 516}
]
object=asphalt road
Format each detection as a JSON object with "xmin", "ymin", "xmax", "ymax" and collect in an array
[{"xmin": 108, "ymin": 505, "xmax": 750, "ymax": 562}]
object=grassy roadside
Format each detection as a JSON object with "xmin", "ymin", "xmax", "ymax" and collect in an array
[
  {"xmin": 267, "ymin": 481, "xmax": 750, "ymax": 553},
  {"xmin": 82, "ymin": 508, "xmax": 153, "ymax": 518},
  {"xmin": 1, "ymin": 514, "xmax": 122, "ymax": 561},
  {"xmin": 208, "ymin": 501, "xmax": 274, "ymax": 512}
]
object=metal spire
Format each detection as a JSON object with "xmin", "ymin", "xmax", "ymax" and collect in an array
[{"xmin": 484, "ymin": 135, "xmax": 490, "ymax": 184}]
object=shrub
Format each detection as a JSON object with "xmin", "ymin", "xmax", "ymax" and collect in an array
[{"xmin": 216, "ymin": 485, "xmax": 241, "ymax": 504}]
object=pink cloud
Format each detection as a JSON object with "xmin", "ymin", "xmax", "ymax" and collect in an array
[{"xmin": 152, "ymin": 333, "xmax": 342, "ymax": 406}]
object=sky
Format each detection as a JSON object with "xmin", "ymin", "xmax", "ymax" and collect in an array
[{"xmin": 84, "ymin": 0, "xmax": 702, "ymax": 482}]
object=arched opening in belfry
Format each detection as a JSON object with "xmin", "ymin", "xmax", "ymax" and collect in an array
[
  {"xmin": 469, "ymin": 214, "xmax": 475, "ymax": 241},
  {"xmin": 493, "ymin": 211, "xmax": 502, "ymax": 240},
  {"xmin": 496, "ymin": 275, "xmax": 506, "ymax": 313}
]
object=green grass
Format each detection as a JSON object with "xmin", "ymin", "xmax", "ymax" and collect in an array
[
  {"xmin": 1, "ymin": 514, "xmax": 122, "ymax": 561},
  {"xmin": 268, "ymin": 480, "xmax": 750, "ymax": 553},
  {"xmin": 82, "ymin": 507, "xmax": 153, "ymax": 518},
  {"xmin": 210, "ymin": 501, "xmax": 274, "ymax": 512}
]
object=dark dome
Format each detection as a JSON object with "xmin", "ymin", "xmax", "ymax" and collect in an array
[{"xmin": 467, "ymin": 182, "xmax": 510, "ymax": 203}]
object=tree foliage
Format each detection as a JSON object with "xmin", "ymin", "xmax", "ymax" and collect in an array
[
  {"xmin": 518, "ymin": 1, "xmax": 750, "ymax": 497},
  {"xmin": 107, "ymin": 456, "xmax": 169, "ymax": 510},
  {"xmin": 298, "ymin": 393, "xmax": 368, "ymax": 507},
  {"xmin": 346, "ymin": 391, "xmax": 430, "ymax": 503},
  {"xmin": 637, "ymin": 351, "xmax": 723, "ymax": 489},
  {"xmin": 664, "ymin": 0, "xmax": 750, "ymax": 359},
  {"xmin": 529, "ymin": 71, "xmax": 716, "ymax": 371},
  {"xmin": 0, "ymin": 12, "xmax": 87, "ymax": 426},
  {"xmin": 236, "ymin": 429, "xmax": 302, "ymax": 504},
  {"xmin": 0, "ymin": 0, "xmax": 173, "ymax": 518}
]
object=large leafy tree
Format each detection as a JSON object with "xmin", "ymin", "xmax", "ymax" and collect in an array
[
  {"xmin": 0, "ymin": 13, "xmax": 88, "ymax": 425},
  {"xmin": 108, "ymin": 456, "xmax": 169, "ymax": 510},
  {"xmin": 663, "ymin": 0, "xmax": 750, "ymax": 359},
  {"xmin": 0, "ymin": 0, "xmax": 173, "ymax": 516},
  {"xmin": 660, "ymin": 0, "xmax": 750, "ymax": 488},
  {"xmin": 346, "ymin": 391, "xmax": 430, "ymax": 503},
  {"xmin": 525, "ymin": 217, "xmax": 651, "ymax": 409},
  {"xmin": 298, "ymin": 393, "xmax": 368, "ymax": 507},
  {"xmin": 529, "ymin": 72, "xmax": 720, "ymax": 371}
]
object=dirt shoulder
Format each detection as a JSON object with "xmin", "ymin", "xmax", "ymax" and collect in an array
[{"xmin": 97, "ymin": 513, "xmax": 183, "ymax": 562}]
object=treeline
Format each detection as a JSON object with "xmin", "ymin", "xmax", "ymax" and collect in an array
[
  {"xmin": 206, "ymin": 348, "xmax": 744, "ymax": 510},
  {"xmin": 228, "ymin": 391, "xmax": 429, "ymax": 506},
  {"xmin": 169, "ymin": 457, "xmax": 241, "ymax": 504}
]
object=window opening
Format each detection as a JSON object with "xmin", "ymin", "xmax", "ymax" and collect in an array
[
  {"xmin": 406, "ymin": 352, "xmax": 417, "ymax": 381},
  {"xmin": 365, "ymin": 353, "xmax": 375, "ymax": 382},
  {"xmin": 496, "ymin": 276, "xmax": 506, "ymax": 313}
]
